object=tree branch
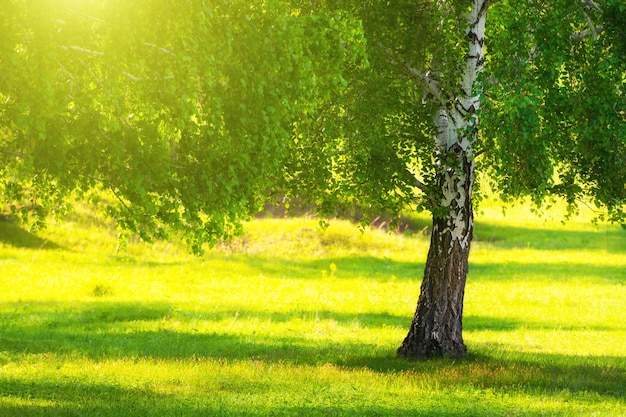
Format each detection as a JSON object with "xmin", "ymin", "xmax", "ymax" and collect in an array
[
  {"xmin": 62, "ymin": 45, "xmax": 104, "ymax": 56},
  {"xmin": 378, "ymin": 42, "xmax": 447, "ymax": 107},
  {"xmin": 77, "ymin": 58, "xmax": 113, "ymax": 100},
  {"xmin": 121, "ymin": 71, "xmax": 175, "ymax": 82},
  {"xmin": 580, "ymin": 0, "xmax": 603, "ymax": 13},
  {"xmin": 122, "ymin": 71, "xmax": 143, "ymax": 82},
  {"xmin": 66, "ymin": 7, "xmax": 106, "ymax": 24},
  {"xmin": 583, "ymin": 11, "xmax": 600, "ymax": 40},
  {"xmin": 569, "ymin": 0, "xmax": 604, "ymax": 41},
  {"xmin": 56, "ymin": 61, "xmax": 76, "ymax": 81},
  {"xmin": 570, "ymin": 22, "xmax": 604, "ymax": 40},
  {"xmin": 415, "ymin": 178, "xmax": 429, "ymax": 194},
  {"xmin": 0, "ymin": 147, "xmax": 26, "ymax": 158},
  {"xmin": 473, "ymin": 147, "xmax": 489, "ymax": 158},
  {"xmin": 109, "ymin": 186, "xmax": 131, "ymax": 212},
  {"xmin": 143, "ymin": 42, "xmax": 176, "ymax": 57}
]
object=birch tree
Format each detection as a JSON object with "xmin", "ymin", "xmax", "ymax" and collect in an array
[
  {"xmin": 292, "ymin": 0, "xmax": 490, "ymax": 359},
  {"xmin": 286, "ymin": 0, "xmax": 625, "ymax": 358},
  {"xmin": 1, "ymin": 0, "xmax": 624, "ymax": 360}
]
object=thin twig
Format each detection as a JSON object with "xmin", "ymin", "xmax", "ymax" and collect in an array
[
  {"xmin": 77, "ymin": 58, "xmax": 113, "ymax": 100},
  {"xmin": 0, "ymin": 147, "xmax": 26, "ymax": 158},
  {"xmin": 63, "ymin": 45, "xmax": 104, "ymax": 56},
  {"xmin": 122, "ymin": 71, "xmax": 143, "ymax": 82},
  {"xmin": 143, "ymin": 42, "xmax": 176, "ymax": 57},
  {"xmin": 66, "ymin": 7, "xmax": 106, "ymax": 24},
  {"xmin": 570, "ymin": 25, "xmax": 604, "ymax": 40},
  {"xmin": 56, "ymin": 61, "xmax": 76, "ymax": 81}
]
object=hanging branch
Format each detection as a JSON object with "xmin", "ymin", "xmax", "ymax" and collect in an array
[
  {"xmin": 580, "ymin": 0, "xmax": 603, "ymax": 13},
  {"xmin": 143, "ymin": 42, "xmax": 176, "ymax": 57},
  {"xmin": 377, "ymin": 42, "xmax": 448, "ymax": 108},
  {"xmin": 569, "ymin": 0, "xmax": 604, "ymax": 40},
  {"xmin": 62, "ymin": 45, "xmax": 105, "ymax": 56},
  {"xmin": 0, "ymin": 147, "xmax": 26, "ymax": 158}
]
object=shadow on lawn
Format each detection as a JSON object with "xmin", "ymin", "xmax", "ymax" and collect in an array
[
  {"xmin": 1, "ymin": 301, "xmax": 624, "ymax": 403},
  {"xmin": 340, "ymin": 350, "xmax": 626, "ymax": 400},
  {"xmin": 206, "ymin": 254, "xmax": 425, "ymax": 281},
  {"xmin": 2, "ymin": 300, "xmax": 617, "ymax": 357},
  {"xmin": 0, "ymin": 380, "xmax": 533, "ymax": 417},
  {"xmin": 472, "ymin": 221, "xmax": 626, "ymax": 253},
  {"xmin": 0, "ymin": 300, "xmax": 403, "ymax": 364},
  {"xmin": 0, "ymin": 354, "xmax": 624, "ymax": 417},
  {"xmin": 188, "ymin": 251, "xmax": 624, "ymax": 284},
  {"xmin": 469, "ymin": 261, "xmax": 626, "ymax": 284},
  {"xmin": 0, "ymin": 220, "xmax": 61, "ymax": 250},
  {"xmin": 0, "ymin": 364, "xmax": 623, "ymax": 417}
]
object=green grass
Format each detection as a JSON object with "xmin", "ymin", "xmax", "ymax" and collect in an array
[{"xmin": 0, "ymin": 201, "xmax": 625, "ymax": 416}]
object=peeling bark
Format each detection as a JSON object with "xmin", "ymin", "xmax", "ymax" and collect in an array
[
  {"xmin": 397, "ymin": 152, "xmax": 474, "ymax": 358},
  {"xmin": 397, "ymin": 0, "xmax": 487, "ymax": 359}
]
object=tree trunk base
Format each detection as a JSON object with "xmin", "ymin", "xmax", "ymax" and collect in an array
[
  {"xmin": 397, "ymin": 208, "xmax": 472, "ymax": 360},
  {"xmin": 397, "ymin": 333, "xmax": 468, "ymax": 359}
]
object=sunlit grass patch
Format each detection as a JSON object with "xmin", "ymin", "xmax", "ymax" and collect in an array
[{"xmin": 0, "ymin": 200, "xmax": 624, "ymax": 416}]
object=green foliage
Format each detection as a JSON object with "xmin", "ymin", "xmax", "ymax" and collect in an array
[
  {"xmin": 604, "ymin": 0, "xmax": 626, "ymax": 58},
  {"xmin": 480, "ymin": 0, "xmax": 626, "ymax": 223},
  {"xmin": 0, "ymin": 0, "xmax": 366, "ymax": 252},
  {"xmin": 1, "ymin": 0, "xmax": 624, "ymax": 251},
  {"xmin": 281, "ymin": 1, "xmax": 441, "ymax": 220},
  {"xmin": 284, "ymin": 0, "xmax": 625, "ymax": 227}
]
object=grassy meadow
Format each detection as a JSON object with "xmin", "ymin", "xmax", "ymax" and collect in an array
[{"xmin": 0, "ymin": 199, "xmax": 625, "ymax": 416}]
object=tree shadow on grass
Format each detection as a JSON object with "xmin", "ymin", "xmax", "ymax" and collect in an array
[
  {"xmin": 0, "ymin": 300, "xmax": 402, "ymax": 365},
  {"xmin": 200, "ymin": 251, "xmax": 624, "ymax": 285},
  {"xmin": 0, "ymin": 379, "xmax": 543, "ymax": 417},
  {"xmin": 1, "ymin": 301, "xmax": 621, "ymax": 360},
  {"xmin": 1, "ymin": 300, "xmax": 624, "ymax": 406},
  {"xmin": 0, "ymin": 364, "xmax": 622, "ymax": 417},
  {"xmin": 0, "ymin": 220, "xmax": 61, "ymax": 250},
  {"xmin": 340, "ymin": 350, "xmax": 626, "ymax": 401},
  {"xmin": 4, "ymin": 299, "xmax": 616, "ymax": 360},
  {"xmin": 180, "ymin": 253, "xmax": 426, "ymax": 281},
  {"xmin": 0, "ymin": 354, "xmax": 623, "ymax": 417},
  {"xmin": 473, "ymin": 221, "xmax": 626, "ymax": 253},
  {"xmin": 468, "ymin": 261, "xmax": 626, "ymax": 284},
  {"xmin": 464, "ymin": 315, "xmax": 619, "ymax": 332}
]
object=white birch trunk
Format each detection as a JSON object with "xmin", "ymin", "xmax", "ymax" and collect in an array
[{"xmin": 398, "ymin": 0, "xmax": 487, "ymax": 358}]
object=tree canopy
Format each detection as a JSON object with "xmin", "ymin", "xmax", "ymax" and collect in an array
[
  {"xmin": 1, "ymin": 0, "xmax": 624, "ymax": 247},
  {"xmin": 0, "ymin": 0, "xmax": 366, "ymax": 252},
  {"xmin": 482, "ymin": 0, "xmax": 626, "ymax": 224},
  {"xmin": 286, "ymin": 0, "xmax": 625, "ymax": 226}
]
